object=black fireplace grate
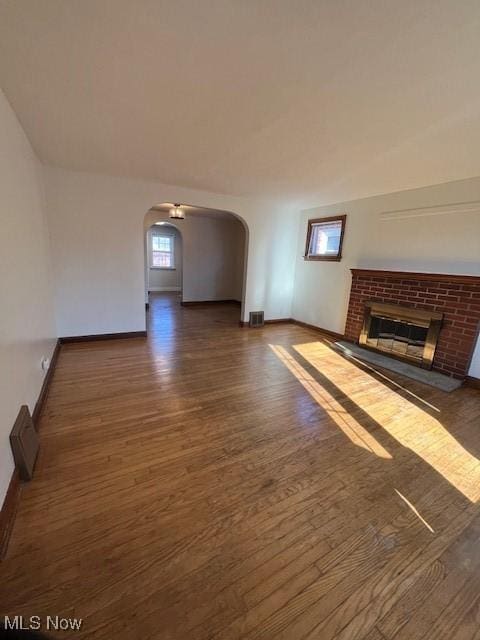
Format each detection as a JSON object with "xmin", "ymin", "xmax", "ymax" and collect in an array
[{"xmin": 367, "ymin": 315, "xmax": 429, "ymax": 360}]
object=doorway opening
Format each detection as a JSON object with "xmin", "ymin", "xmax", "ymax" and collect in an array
[
  {"xmin": 143, "ymin": 204, "xmax": 248, "ymax": 329},
  {"xmin": 146, "ymin": 221, "xmax": 183, "ymax": 298}
]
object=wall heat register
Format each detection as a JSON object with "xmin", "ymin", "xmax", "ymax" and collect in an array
[
  {"xmin": 249, "ymin": 311, "xmax": 265, "ymax": 328},
  {"xmin": 10, "ymin": 405, "xmax": 40, "ymax": 481}
]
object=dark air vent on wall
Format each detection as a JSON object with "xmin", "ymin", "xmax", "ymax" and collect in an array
[
  {"xmin": 249, "ymin": 311, "xmax": 264, "ymax": 328},
  {"xmin": 10, "ymin": 405, "xmax": 39, "ymax": 481}
]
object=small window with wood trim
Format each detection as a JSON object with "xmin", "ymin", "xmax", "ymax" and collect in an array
[{"xmin": 304, "ymin": 214, "xmax": 346, "ymax": 261}]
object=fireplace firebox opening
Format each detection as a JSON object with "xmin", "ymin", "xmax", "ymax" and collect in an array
[{"xmin": 359, "ymin": 302, "xmax": 443, "ymax": 370}]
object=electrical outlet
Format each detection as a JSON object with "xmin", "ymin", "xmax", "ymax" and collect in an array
[{"xmin": 41, "ymin": 357, "xmax": 50, "ymax": 372}]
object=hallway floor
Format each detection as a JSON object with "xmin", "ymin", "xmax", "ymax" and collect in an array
[{"xmin": 2, "ymin": 293, "xmax": 480, "ymax": 640}]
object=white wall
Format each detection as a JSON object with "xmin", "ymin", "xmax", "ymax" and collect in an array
[
  {"xmin": 233, "ymin": 221, "xmax": 246, "ymax": 301},
  {"xmin": 44, "ymin": 166, "xmax": 298, "ymax": 336},
  {"xmin": 145, "ymin": 211, "xmax": 245, "ymax": 302},
  {"xmin": 469, "ymin": 337, "xmax": 480, "ymax": 379},
  {"xmin": 0, "ymin": 90, "xmax": 56, "ymax": 506},
  {"xmin": 292, "ymin": 176, "xmax": 480, "ymax": 376},
  {"xmin": 146, "ymin": 224, "xmax": 182, "ymax": 292}
]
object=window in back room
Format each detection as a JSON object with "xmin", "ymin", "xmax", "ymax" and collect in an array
[{"xmin": 150, "ymin": 233, "xmax": 175, "ymax": 269}]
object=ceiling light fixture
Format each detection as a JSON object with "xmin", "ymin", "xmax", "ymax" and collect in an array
[{"xmin": 169, "ymin": 204, "xmax": 185, "ymax": 220}]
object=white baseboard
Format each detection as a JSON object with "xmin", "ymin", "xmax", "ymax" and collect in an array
[{"xmin": 148, "ymin": 286, "xmax": 181, "ymax": 292}]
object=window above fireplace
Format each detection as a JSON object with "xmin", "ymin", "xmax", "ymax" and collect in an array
[{"xmin": 304, "ymin": 214, "xmax": 346, "ymax": 261}]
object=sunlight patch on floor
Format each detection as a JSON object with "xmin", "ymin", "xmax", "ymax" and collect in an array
[
  {"xmin": 334, "ymin": 342, "xmax": 441, "ymax": 412},
  {"xmin": 291, "ymin": 341, "xmax": 480, "ymax": 503},
  {"xmin": 269, "ymin": 344, "xmax": 392, "ymax": 459}
]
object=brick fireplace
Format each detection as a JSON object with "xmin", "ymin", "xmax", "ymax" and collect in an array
[{"xmin": 345, "ymin": 269, "xmax": 480, "ymax": 379}]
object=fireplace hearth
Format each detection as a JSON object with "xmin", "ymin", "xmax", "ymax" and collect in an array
[{"xmin": 359, "ymin": 302, "xmax": 443, "ymax": 369}]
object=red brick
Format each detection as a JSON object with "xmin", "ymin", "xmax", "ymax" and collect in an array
[{"xmin": 345, "ymin": 271, "xmax": 480, "ymax": 378}]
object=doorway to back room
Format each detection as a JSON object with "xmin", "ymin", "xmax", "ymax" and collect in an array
[{"xmin": 143, "ymin": 203, "xmax": 248, "ymax": 328}]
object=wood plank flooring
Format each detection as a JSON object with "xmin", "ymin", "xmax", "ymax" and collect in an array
[{"xmin": 1, "ymin": 292, "xmax": 480, "ymax": 639}]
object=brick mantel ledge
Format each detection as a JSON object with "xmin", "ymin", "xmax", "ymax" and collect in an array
[{"xmin": 350, "ymin": 269, "xmax": 480, "ymax": 286}]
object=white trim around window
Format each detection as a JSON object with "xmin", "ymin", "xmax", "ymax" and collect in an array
[{"xmin": 149, "ymin": 231, "xmax": 176, "ymax": 270}]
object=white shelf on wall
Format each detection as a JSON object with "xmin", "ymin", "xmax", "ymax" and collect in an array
[{"xmin": 380, "ymin": 200, "xmax": 480, "ymax": 221}]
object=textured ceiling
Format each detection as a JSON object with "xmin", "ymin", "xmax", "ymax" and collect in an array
[{"xmin": 1, "ymin": 0, "xmax": 480, "ymax": 204}]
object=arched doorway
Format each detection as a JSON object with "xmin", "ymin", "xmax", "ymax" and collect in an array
[{"xmin": 143, "ymin": 204, "xmax": 248, "ymax": 329}]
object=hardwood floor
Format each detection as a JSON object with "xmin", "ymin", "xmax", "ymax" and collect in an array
[{"xmin": 2, "ymin": 292, "xmax": 480, "ymax": 639}]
